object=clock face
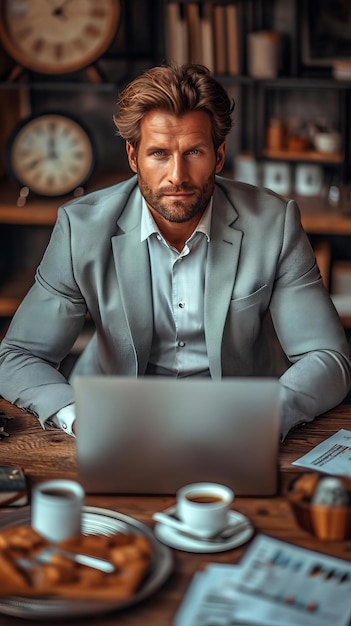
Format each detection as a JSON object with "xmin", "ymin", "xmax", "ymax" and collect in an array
[
  {"xmin": 0, "ymin": 0, "xmax": 121, "ymax": 74},
  {"xmin": 6, "ymin": 113, "xmax": 96, "ymax": 197}
]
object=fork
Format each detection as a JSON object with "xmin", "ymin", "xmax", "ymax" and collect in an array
[{"xmin": 15, "ymin": 546, "xmax": 115, "ymax": 573}]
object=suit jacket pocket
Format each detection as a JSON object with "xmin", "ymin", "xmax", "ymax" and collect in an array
[{"xmin": 230, "ymin": 284, "xmax": 268, "ymax": 311}]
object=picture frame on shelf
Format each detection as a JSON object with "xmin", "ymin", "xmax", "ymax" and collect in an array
[
  {"xmin": 262, "ymin": 162, "xmax": 292, "ymax": 195},
  {"xmin": 301, "ymin": 0, "xmax": 351, "ymax": 67}
]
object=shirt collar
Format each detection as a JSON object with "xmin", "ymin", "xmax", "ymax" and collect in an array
[{"xmin": 141, "ymin": 196, "xmax": 213, "ymax": 243}]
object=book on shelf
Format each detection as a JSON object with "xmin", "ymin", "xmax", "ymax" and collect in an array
[
  {"xmin": 185, "ymin": 3, "xmax": 202, "ymax": 64},
  {"xmin": 199, "ymin": 2, "xmax": 215, "ymax": 73},
  {"xmin": 164, "ymin": 1, "xmax": 241, "ymax": 76},
  {"xmin": 166, "ymin": 2, "xmax": 188, "ymax": 66},
  {"xmin": 226, "ymin": 3, "xmax": 240, "ymax": 75},
  {"xmin": 212, "ymin": 3, "xmax": 227, "ymax": 74}
]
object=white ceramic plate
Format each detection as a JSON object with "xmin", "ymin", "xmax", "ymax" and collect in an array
[
  {"xmin": 154, "ymin": 509, "xmax": 254, "ymax": 553},
  {"xmin": 0, "ymin": 506, "xmax": 173, "ymax": 620}
]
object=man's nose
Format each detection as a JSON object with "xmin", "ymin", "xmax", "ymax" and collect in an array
[{"xmin": 167, "ymin": 155, "xmax": 189, "ymax": 185}]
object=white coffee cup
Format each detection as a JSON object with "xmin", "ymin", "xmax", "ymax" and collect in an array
[
  {"xmin": 247, "ymin": 31, "xmax": 281, "ymax": 79},
  {"xmin": 31, "ymin": 479, "xmax": 85, "ymax": 542},
  {"xmin": 176, "ymin": 482, "xmax": 234, "ymax": 536}
]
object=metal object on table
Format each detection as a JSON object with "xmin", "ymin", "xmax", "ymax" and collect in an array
[
  {"xmin": 0, "ymin": 506, "xmax": 173, "ymax": 620},
  {"xmin": 16, "ymin": 546, "xmax": 116, "ymax": 574},
  {"xmin": 0, "ymin": 413, "xmax": 11, "ymax": 439}
]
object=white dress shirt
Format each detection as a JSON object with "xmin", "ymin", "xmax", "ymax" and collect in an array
[{"xmin": 142, "ymin": 197, "xmax": 212, "ymax": 377}]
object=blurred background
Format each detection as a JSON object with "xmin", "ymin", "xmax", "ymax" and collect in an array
[{"xmin": 1, "ymin": 0, "xmax": 351, "ymax": 352}]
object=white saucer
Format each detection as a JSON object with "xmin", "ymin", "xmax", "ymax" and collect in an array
[{"xmin": 153, "ymin": 509, "xmax": 254, "ymax": 553}]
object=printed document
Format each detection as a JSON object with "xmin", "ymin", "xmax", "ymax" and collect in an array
[
  {"xmin": 175, "ymin": 535, "xmax": 351, "ymax": 626},
  {"xmin": 292, "ymin": 429, "xmax": 351, "ymax": 477}
]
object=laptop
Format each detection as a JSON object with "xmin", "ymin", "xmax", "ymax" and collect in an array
[{"xmin": 73, "ymin": 376, "xmax": 280, "ymax": 496}]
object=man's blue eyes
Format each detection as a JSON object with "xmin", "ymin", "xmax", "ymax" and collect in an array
[{"xmin": 152, "ymin": 149, "xmax": 200, "ymax": 156}]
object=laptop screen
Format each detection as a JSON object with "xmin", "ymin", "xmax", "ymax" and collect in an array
[{"xmin": 74, "ymin": 376, "xmax": 280, "ymax": 496}]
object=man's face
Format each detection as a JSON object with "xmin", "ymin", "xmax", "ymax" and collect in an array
[{"xmin": 126, "ymin": 110, "xmax": 226, "ymax": 223}]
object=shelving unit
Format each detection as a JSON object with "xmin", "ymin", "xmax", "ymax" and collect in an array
[
  {"xmin": 254, "ymin": 77, "xmax": 349, "ymax": 187},
  {"xmin": 1, "ymin": 0, "xmax": 351, "ymax": 335}
]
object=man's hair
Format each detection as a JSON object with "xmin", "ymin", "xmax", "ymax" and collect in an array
[{"xmin": 113, "ymin": 63, "xmax": 235, "ymax": 150}]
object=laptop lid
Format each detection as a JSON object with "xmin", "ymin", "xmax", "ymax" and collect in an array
[{"xmin": 74, "ymin": 377, "xmax": 280, "ymax": 496}]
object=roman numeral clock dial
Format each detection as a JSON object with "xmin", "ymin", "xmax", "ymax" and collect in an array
[
  {"xmin": 0, "ymin": 0, "xmax": 121, "ymax": 74},
  {"xmin": 6, "ymin": 113, "xmax": 96, "ymax": 197}
]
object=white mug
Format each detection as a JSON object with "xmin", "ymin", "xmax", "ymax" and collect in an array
[
  {"xmin": 247, "ymin": 31, "xmax": 281, "ymax": 79},
  {"xmin": 31, "ymin": 479, "xmax": 85, "ymax": 542},
  {"xmin": 176, "ymin": 482, "xmax": 234, "ymax": 536}
]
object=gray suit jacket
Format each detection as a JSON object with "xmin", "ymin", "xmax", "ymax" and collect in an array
[{"xmin": 0, "ymin": 175, "xmax": 350, "ymax": 437}]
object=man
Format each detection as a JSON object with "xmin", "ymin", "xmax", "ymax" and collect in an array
[{"xmin": 0, "ymin": 63, "xmax": 350, "ymax": 439}]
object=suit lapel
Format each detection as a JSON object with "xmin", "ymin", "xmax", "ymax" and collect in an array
[
  {"xmin": 111, "ymin": 194, "xmax": 153, "ymax": 373},
  {"xmin": 205, "ymin": 185, "xmax": 243, "ymax": 379}
]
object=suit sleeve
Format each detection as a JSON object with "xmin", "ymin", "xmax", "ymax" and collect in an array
[
  {"xmin": 0, "ymin": 207, "xmax": 87, "ymax": 424},
  {"xmin": 269, "ymin": 200, "xmax": 351, "ymax": 439}
]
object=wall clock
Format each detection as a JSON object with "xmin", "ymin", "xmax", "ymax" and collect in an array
[
  {"xmin": 5, "ymin": 112, "xmax": 96, "ymax": 197},
  {"xmin": 0, "ymin": 0, "xmax": 121, "ymax": 75}
]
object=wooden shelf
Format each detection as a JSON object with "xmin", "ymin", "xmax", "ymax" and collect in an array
[
  {"xmin": 0, "ymin": 201, "xmax": 58, "ymax": 225},
  {"xmin": 0, "ymin": 171, "xmax": 130, "ymax": 225},
  {"xmin": 262, "ymin": 149, "xmax": 343, "ymax": 164},
  {"xmin": 297, "ymin": 195, "xmax": 351, "ymax": 235}
]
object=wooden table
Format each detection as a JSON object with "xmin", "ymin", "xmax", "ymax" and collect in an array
[{"xmin": 0, "ymin": 398, "xmax": 350, "ymax": 625}]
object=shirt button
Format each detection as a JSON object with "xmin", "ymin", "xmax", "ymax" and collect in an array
[
  {"xmin": 178, "ymin": 341, "xmax": 186, "ymax": 347},
  {"xmin": 179, "ymin": 301, "xmax": 185, "ymax": 308},
  {"xmin": 62, "ymin": 422, "xmax": 67, "ymax": 430}
]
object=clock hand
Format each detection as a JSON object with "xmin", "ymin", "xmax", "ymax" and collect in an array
[
  {"xmin": 43, "ymin": 3, "xmax": 65, "ymax": 18},
  {"xmin": 26, "ymin": 157, "xmax": 46, "ymax": 170},
  {"xmin": 46, "ymin": 0, "xmax": 64, "ymax": 12},
  {"xmin": 50, "ymin": 0, "xmax": 73, "ymax": 18},
  {"xmin": 47, "ymin": 136, "xmax": 58, "ymax": 160}
]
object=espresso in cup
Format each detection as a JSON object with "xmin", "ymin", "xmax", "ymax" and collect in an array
[
  {"xmin": 177, "ymin": 482, "xmax": 234, "ymax": 537},
  {"xmin": 186, "ymin": 494, "xmax": 224, "ymax": 504},
  {"xmin": 40, "ymin": 487, "xmax": 78, "ymax": 500}
]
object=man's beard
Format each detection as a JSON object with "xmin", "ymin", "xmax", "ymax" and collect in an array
[{"xmin": 137, "ymin": 169, "xmax": 215, "ymax": 223}]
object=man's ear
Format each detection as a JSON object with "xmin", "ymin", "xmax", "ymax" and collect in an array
[
  {"xmin": 215, "ymin": 141, "xmax": 226, "ymax": 174},
  {"xmin": 126, "ymin": 142, "xmax": 137, "ymax": 173}
]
